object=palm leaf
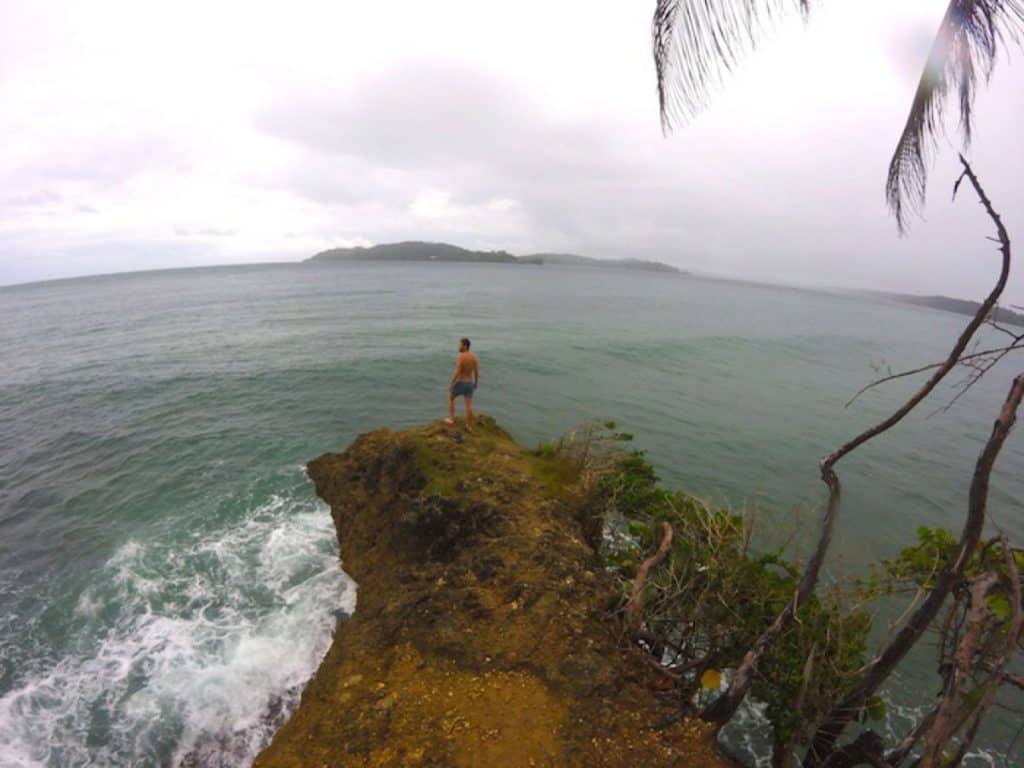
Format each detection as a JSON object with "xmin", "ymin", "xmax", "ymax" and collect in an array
[
  {"xmin": 887, "ymin": 0, "xmax": 1024, "ymax": 231},
  {"xmin": 653, "ymin": 0, "xmax": 812, "ymax": 130},
  {"xmin": 653, "ymin": 0, "xmax": 1023, "ymax": 231}
]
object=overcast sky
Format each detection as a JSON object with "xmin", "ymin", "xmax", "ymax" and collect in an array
[{"xmin": 2, "ymin": 0, "xmax": 1022, "ymax": 301}]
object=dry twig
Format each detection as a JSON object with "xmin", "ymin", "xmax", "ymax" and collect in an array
[{"xmin": 626, "ymin": 521, "xmax": 674, "ymax": 630}]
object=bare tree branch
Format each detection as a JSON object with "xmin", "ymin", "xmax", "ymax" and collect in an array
[
  {"xmin": 886, "ymin": 706, "xmax": 940, "ymax": 766},
  {"xmin": 702, "ymin": 156, "xmax": 1010, "ymax": 731},
  {"xmin": 928, "ymin": 340, "xmax": 1022, "ymax": 416},
  {"xmin": 827, "ymin": 156, "xmax": 1010, "ymax": 466},
  {"xmin": 800, "ymin": 162, "xmax": 1014, "ymax": 765},
  {"xmin": 1002, "ymin": 672, "xmax": 1024, "ymax": 690},
  {"xmin": 941, "ymin": 540, "xmax": 1024, "ymax": 767},
  {"xmin": 626, "ymin": 521, "xmax": 674, "ymax": 630},
  {"xmin": 918, "ymin": 573, "xmax": 999, "ymax": 765},
  {"xmin": 806, "ymin": 371, "xmax": 1024, "ymax": 767},
  {"xmin": 702, "ymin": 467, "xmax": 841, "ymax": 723},
  {"xmin": 984, "ymin": 316, "xmax": 1023, "ymax": 340},
  {"xmin": 846, "ymin": 342, "xmax": 1024, "ymax": 409}
]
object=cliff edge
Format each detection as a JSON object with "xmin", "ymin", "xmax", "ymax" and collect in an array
[{"xmin": 255, "ymin": 416, "xmax": 731, "ymax": 767}]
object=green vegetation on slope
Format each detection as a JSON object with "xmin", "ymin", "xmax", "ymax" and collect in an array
[{"xmin": 583, "ymin": 426, "xmax": 1023, "ymax": 764}]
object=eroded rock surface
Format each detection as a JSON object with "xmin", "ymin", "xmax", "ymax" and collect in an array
[{"xmin": 255, "ymin": 416, "xmax": 731, "ymax": 767}]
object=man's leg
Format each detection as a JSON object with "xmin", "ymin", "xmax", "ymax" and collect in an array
[
  {"xmin": 465, "ymin": 396, "xmax": 474, "ymax": 432},
  {"xmin": 445, "ymin": 392, "xmax": 456, "ymax": 425}
]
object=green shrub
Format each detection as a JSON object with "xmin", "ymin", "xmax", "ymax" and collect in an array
[{"xmin": 596, "ymin": 449, "xmax": 871, "ymax": 758}]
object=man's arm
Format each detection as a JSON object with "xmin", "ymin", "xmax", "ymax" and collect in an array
[{"xmin": 473, "ymin": 356, "xmax": 480, "ymax": 386}]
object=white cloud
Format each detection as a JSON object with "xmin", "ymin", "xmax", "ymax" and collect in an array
[{"xmin": 410, "ymin": 190, "xmax": 455, "ymax": 220}]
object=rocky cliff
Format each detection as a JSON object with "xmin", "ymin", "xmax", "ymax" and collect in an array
[{"xmin": 254, "ymin": 416, "xmax": 731, "ymax": 767}]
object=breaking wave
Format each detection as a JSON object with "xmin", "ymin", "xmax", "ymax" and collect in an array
[{"xmin": 0, "ymin": 489, "xmax": 354, "ymax": 767}]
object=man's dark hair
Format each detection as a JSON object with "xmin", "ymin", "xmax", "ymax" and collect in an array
[{"xmin": 461, "ymin": 337, "xmax": 471, "ymax": 349}]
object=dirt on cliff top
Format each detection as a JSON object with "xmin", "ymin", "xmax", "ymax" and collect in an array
[{"xmin": 254, "ymin": 415, "xmax": 733, "ymax": 768}]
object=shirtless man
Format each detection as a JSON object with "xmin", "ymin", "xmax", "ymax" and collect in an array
[{"xmin": 445, "ymin": 337, "xmax": 479, "ymax": 431}]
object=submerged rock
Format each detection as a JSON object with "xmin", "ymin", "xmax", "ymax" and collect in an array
[{"xmin": 255, "ymin": 416, "xmax": 732, "ymax": 767}]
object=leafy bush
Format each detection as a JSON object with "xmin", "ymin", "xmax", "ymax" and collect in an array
[{"xmin": 596, "ymin": 449, "xmax": 872, "ymax": 760}]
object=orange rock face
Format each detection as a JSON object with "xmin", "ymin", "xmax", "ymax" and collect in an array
[{"xmin": 255, "ymin": 416, "xmax": 733, "ymax": 768}]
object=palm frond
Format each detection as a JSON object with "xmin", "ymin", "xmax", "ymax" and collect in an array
[
  {"xmin": 887, "ymin": 0, "xmax": 1024, "ymax": 232},
  {"xmin": 653, "ymin": 0, "xmax": 812, "ymax": 131}
]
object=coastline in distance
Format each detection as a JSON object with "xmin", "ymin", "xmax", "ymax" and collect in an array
[{"xmin": 307, "ymin": 241, "xmax": 686, "ymax": 274}]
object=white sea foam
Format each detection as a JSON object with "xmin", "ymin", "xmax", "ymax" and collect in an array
[
  {"xmin": 0, "ymin": 490, "xmax": 355, "ymax": 767},
  {"xmin": 719, "ymin": 689, "xmax": 774, "ymax": 768}
]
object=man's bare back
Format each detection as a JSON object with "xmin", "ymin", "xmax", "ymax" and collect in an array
[
  {"xmin": 446, "ymin": 337, "xmax": 479, "ymax": 430},
  {"xmin": 453, "ymin": 351, "xmax": 478, "ymax": 383}
]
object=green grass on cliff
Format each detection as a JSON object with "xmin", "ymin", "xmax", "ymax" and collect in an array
[
  {"xmin": 407, "ymin": 415, "xmax": 534, "ymax": 498},
  {"xmin": 524, "ymin": 450, "xmax": 580, "ymax": 503}
]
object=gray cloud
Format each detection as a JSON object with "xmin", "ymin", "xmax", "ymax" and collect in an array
[
  {"xmin": 252, "ymin": 56, "xmax": 1024, "ymax": 304},
  {"xmin": 21, "ymin": 134, "xmax": 188, "ymax": 185},
  {"xmin": 260, "ymin": 66, "xmax": 550, "ymax": 169},
  {"xmin": 257, "ymin": 64, "xmax": 619, "ymax": 206},
  {"xmin": 0, "ymin": 234, "xmax": 211, "ymax": 287},
  {"xmin": 5, "ymin": 189, "xmax": 62, "ymax": 208},
  {"xmin": 256, "ymin": 64, "xmax": 726, "ymax": 255}
]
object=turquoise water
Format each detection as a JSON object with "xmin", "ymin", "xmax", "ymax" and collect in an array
[{"xmin": 1, "ymin": 262, "xmax": 1021, "ymax": 766}]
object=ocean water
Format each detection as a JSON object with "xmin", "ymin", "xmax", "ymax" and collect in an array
[{"xmin": 0, "ymin": 262, "xmax": 1021, "ymax": 766}]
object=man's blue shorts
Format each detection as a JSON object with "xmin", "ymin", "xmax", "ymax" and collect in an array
[{"xmin": 450, "ymin": 381, "xmax": 476, "ymax": 399}]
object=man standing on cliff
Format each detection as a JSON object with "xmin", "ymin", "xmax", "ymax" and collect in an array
[{"xmin": 445, "ymin": 337, "xmax": 479, "ymax": 431}]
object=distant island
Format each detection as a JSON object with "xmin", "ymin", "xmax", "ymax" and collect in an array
[
  {"xmin": 307, "ymin": 241, "xmax": 685, "ymax": 274},
  {"xmin": 857, "ymin": 290, "xmax": 1024, "ymax": 327},
  {"xmin": 530, "ymin": 252, "xmax": 684, "ymax": 274},
  {"xmin": 309, "ymin": 241, "xmax": 542, "ymax": 265}
]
